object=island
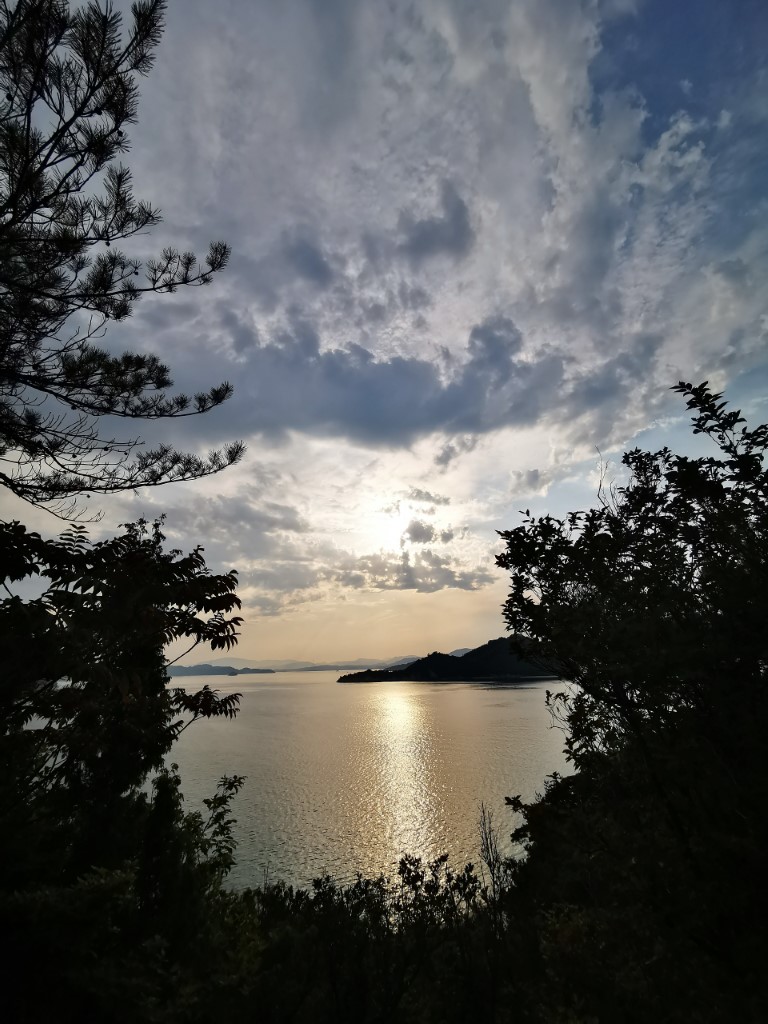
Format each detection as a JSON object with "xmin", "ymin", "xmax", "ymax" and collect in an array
[
  {"xmin": 338, "ymin": 637, "xmax": 558, "ymax": 683},
  {"xmin": 166, "ymin": 664, "xmax": 275, "ymax": 677}
]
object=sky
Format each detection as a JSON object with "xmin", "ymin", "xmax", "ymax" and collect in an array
[{"xmin": 4, "ymin": 0, "xmax": 768, "ymax": 663}]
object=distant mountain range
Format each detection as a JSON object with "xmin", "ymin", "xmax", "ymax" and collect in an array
[
  {"xmin": 166, "ymin": 663, "xmax": 275, "ymax": 677},
  {"xmin": 205, "ymin": 657, "xmax": 319, "ymax": 671},
  {"xmin": 338, "ymin": 637, "xmax": 557, "ymax": 683},
  {"xmin": 171, "ymin": 647, "xmax": 486, "ymax": 677},
  {"xmin": 199, "ymin": 653, "xmax": 450, "ymax": 672}
]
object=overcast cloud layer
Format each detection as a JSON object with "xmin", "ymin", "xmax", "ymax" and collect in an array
[{"xmin": 4, "ymin": 0, "xmax": 767, "ymax": 660}]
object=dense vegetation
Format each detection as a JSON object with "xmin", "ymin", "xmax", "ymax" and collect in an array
[{"xmin": 2, "ymin": 3, "xmax": 765, "ymax": 1022}]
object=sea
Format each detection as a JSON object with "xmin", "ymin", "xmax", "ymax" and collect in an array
[{"xmin": 171, "ymin": 670, "xmax": 569, "ymax": 890}]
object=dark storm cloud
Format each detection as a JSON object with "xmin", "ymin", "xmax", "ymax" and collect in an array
[
  {"xmin": 220, "ymin": 307, "xmax": 259, "ymax": 354},
  {"xmin": 353, "ymin": 278, "xmax": 434, "ymax": 331},
  {"xmin": 203, "ymin": 229, "xmax": 342, "ymax": 319},
  {"xmin": 398, "ymin": 180, "xmax": 475, "ymax": 264},
  {"xmin": 466, "ymin": 315, "xmax": 523, "ymax": 375},
  {"xmin": 248, "ymin": 503, "xmax": 310, "ymax": 533},
  {"xmin": 244, "ymin": 561, "xmax": 322, "ymax": 594},
  {"xmin": 282, "ymin": 232, "xmax": 335, "ymax": 288},
  {"xmin": 241, "ymin": 594, "xmax": 284, "ymax": 618},
  {"xmin": 219, "ymin": 314, "xmax": 564, "ymax": 447}
]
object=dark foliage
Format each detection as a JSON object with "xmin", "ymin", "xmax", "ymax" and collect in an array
[
  {"xmin": 0, "ymin": 517, "xmax": 246, "ymax": 1022},
  {"xmin": 495, "ymin": 380, "xmax": 768, "ymax": 1021}
]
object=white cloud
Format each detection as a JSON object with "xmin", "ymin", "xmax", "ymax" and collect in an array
[{"xmin": 6, "ymin": 0, "xmax": 766, "ymax": 660}]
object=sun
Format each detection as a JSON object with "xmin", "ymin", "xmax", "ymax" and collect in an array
[
  {"xmin": 375, "ymin": 501, "xmax": 412, "ymax": 551},
  {"xmin": 355, "ymin": 498, "xmax": 412, "ymax": 553}
]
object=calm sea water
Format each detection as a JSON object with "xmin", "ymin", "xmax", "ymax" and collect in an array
[{"xmin": 171, "ymin": 671, "xmax": 568, "ymax": 889}]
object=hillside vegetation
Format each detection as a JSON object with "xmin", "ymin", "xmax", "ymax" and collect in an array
[{"xmin": 339, "ymin": 637, "xmax": 555, "ymax": 682}]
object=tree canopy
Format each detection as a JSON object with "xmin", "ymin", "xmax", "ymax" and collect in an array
[
  {"xmin": 494, "ymin": 381, "xmax": 768, "ymax": 1021},
  {"xmin": 0, "ymin": 0, "xmax": 243, "ymax": 518},
  {"xmin": 497, "ymin": 380, "xmax": 768, "ymax": 769},
  {"xmin": 0, "ymin": 515, "xmax": 250, "ymax": 1021}
]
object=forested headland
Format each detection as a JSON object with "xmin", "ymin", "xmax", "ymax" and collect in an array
[
  {"xmin": 338, "ymin": 637, "xmax": 555, "ymax": 682},
  {"xmin": 1, "ymin": 3, "xmax": 766, "ymax": 1021}
]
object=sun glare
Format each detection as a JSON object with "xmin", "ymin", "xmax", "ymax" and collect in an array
[
  {"xmin": 356, "ymin": 499, "xmax": 413, "ymax": 553},
  {"xmin": 378, "ymin": 504, "xmax": 413, "ymax": 551}
]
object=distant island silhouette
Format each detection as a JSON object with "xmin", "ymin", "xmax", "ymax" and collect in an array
[
  {"xmin": 338, "ymin": 637, "xmax": 558, "ymax": 683},
  {"xmin": 166, "ymin": 664, "xmax": 275, "ymax": 677},
  {"xmin": 197, "ymin": 654, "xmax": 425, "ymax": 672}
]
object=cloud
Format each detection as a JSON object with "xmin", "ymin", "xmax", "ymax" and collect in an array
[
  {"xmin": 55, "ymin": 0, "xmax": 768, "ymax": 657},
  {"xmin": 714, "ymin": 258, "xmax": 750, "ymax": 289},
  {"xmin": 334, "ymin": 548, "xmax": 494, "ymax": 594},
  {"xmin": 281, "ymin": 231, "xmax": 335, "ymax": 288},
  {"xmin": 466, "ymin": 314, "xmax": 523, "ymax": 374},
  {"xmin": 402, "ymin": 518, "xmax": 456, "ymax": 544},
  {"xmin": 120, "ymin": 0, "xmax": 767, "ymax": 475},
  {"xmin": 117, "ymin": 476, "xmax": 492, "ymax": 623},
  {"xmin": 197, "ymin": 313, "xmax": 565, "ymax": 448},
  {"xmin": 220, "ymin": 307, "xmax": 259, "ymax": 355},
  {"xmin": 407, "ymin": 487, "xmax": 450, "ymax": 505},
  {"xmin": 397, "ymin": 180, "xmax": 475, "ymax": 264},
  {"xmin": 398, "ymin": 282, "xmax": 432, "ymax": 310},
  {"xmin": 434, "ymin": 435, "xmax": 479, "ymax": 468},
  {"xmin": 508, "ymin": 467, "xmax": 553, "ymax": 499},
  {"xmin": 561, "ymin": 334, "xmax": 663, "ymax": 442},
  {"xmin": 403, "ymin": 519, "xmax": 434, "ymax": 543}
]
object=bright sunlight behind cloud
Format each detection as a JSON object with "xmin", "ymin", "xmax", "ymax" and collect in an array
[{"xmin": 3, "ymin": 0, "xmax": 766, "ymax": 660}]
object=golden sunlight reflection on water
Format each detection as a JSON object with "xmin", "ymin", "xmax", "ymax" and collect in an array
[
  {"xmin": 171, "ymin": 671, "xmax": 569, "ymax": 888},
  {"xmin": 366, "ymin": 690, "xmax": 441, "ymax": 861}
]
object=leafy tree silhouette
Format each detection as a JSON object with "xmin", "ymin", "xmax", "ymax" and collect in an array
[
  {"xmin": 0, "ymin": 516, "xmax": 248, "ymax": 1021},
  {"xmin": 496, "ymin": 381, "xmax": 768, "ymax": 1021}
]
